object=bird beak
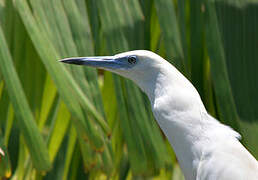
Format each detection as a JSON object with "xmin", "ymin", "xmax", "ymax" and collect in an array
[{"xmin": 59, "ymin": 56, "xmax": 128, "ymax": 70}]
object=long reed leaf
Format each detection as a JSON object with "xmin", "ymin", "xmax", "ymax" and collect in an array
[{"xmin": 0, "ymin": 24, "xmax": 51, "ymax": 171}]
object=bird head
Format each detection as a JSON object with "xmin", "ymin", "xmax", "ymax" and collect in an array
[
  {"xmin": 60, "ymin": 50, "xmax": 169, "ymax": 91},
  {"xmin": 60, "ymin": 50, "xmax": 206, "ymax": 115}
]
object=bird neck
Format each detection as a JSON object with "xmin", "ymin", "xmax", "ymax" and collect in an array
[{"xmin": 135, "ymin": 63, "xmax": 208, "ymax": 179}]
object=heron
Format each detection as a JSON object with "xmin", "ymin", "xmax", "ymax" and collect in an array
[{"xmin": 60, "ymin": 50, "xmax": 258, "ymax": 180}]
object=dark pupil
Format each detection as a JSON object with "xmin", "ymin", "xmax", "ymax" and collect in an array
[{"xmin": 128, "ymin": 57, "xmax": 136, "ymax": 64}]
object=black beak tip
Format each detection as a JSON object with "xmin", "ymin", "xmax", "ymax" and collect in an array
[
  {"xmin": 59, "ymin": 59, "xmax": 66, "ymax": 63},
  {"xmin": 58, "ymin": 58, "xmax": 84, "ymax": 65}
]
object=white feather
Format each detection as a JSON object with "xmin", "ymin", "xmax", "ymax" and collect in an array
[
  {"xmin": 115, "ymin": 50, "xmax": 258, "ymax": 180},
  {"xmin": 63, "ymin": 50, "xmax": 258, "ymax": 179}
]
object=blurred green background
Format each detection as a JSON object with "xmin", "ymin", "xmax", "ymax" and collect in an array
[{"xmin": 0, "ymin": 0, "xmax": 257, "ymax": 179}]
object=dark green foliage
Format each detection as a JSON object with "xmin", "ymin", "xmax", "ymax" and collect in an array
[{"xmin": 0, "ymin": 0, "xmax": 257, "ymax": 179}]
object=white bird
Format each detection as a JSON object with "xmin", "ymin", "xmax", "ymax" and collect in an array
[{"xmin": 60, "ymin": 50, "xmax": 258, "ymax": 180}]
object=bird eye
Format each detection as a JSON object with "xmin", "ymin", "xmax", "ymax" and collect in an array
[{"xmin": 127, "ymin": 56, "xmax": 137, "ymax": 64}]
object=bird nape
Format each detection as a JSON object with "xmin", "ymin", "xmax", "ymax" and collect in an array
[{"xmin": 60, "ymin": 50, "xmax": 258, "ymax": 180}]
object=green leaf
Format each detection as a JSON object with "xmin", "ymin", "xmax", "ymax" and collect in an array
[
  {"xmin": 215, "ymin": 0, "xmax": 258, "ymax": 157},
  {"xmin": 0, "ymin": 23, "xmax": 51, "ymax": 171},
  {"xmin": 204, "ymin": 1, "xmax": 240, "ymax": 131},
  {"xmin": 0, "ymin": 138, "xmax": 11, "ymax": 178},
  {"xmin": 62, "ymin": 126, "xmax": 77, "ymax": 180},
  {"xmin": 14, "ymin": 0, "xmax": 109, "ymax": 147},
  {"xmin": 1, "ymin": 0, "xmax": 257, "ymax": 178},
  {"xmin": 189, "ymin": 0, "xmax": 205, "ymax": 98},
  {"xmin": 154, "ymin": 0, "xmax": 186, "ymax": 72},
  {"xmin": 38, "ymin": 75, "xmax": 57, "ymax": 130},
  {"xmin": 47, "ymin": 101, "xmax": 70, "ymax": 162}
]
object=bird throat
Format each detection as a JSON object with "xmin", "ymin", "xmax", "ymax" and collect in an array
[{"xmin": 136, "ymin": 66, "xmax": 208, "ymax": 179}]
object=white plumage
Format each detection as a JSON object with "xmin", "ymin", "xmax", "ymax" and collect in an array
[{"xmin": 61, "ymin": 50, "xmax": 258, "ymax": 180}]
